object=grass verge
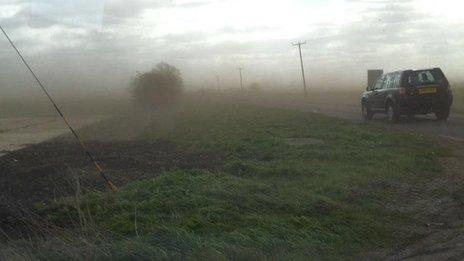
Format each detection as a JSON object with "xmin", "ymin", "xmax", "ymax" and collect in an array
[{"xmin": 3, "ymin": 101, "xmax": 449, "ymax": 259}]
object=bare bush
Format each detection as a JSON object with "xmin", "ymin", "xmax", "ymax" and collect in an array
[{"xmin": 130, "ymin": 62, "xmax": 183, "ymax": 108}]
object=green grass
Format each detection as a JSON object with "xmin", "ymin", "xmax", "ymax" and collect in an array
[
  {"xmin": 452, "ymin": 84, "xmax": 464, "ymax": 114},
  {"xmin": 19, "ymin": 101, "xmax": 449, "ymax": 259}
]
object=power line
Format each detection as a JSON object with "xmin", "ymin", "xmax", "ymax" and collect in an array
[
  {"xmin": 0, "ymin": 25, "xmax": 118, "ymax": 192},
  {"xmin": 238, "ymin": 67, "xmax": 244, "ymax": 91},
  {"xmin": 292, "ymin": 41, "xmax": 308, "ymax": 96}
]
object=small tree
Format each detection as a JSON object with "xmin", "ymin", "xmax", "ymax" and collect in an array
[{"xmin": 130, "ymin": 62, "xmax": 183, "ymax": 108}]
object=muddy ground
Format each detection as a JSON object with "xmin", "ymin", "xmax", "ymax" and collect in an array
[
  {"xmin": 0, "ymin": 139, "xmax": 223, "ymax": 205},
  {"xmin": 0, "ymin": 133, "xmax": 225, "ymax": 236}
]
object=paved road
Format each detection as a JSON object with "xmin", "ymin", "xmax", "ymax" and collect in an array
[{"xmin": 253, "ymin": 96, "xmax": 464, "ymax": 141}]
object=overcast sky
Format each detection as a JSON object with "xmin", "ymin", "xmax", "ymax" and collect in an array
[{"xmin": 1, "ymin": 0, "xmax": 463, "ymax": 96}]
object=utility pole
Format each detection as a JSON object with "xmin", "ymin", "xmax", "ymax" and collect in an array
[
  {"xmin": 292, "ymin": 41, "xmax": 308, "ymax": 96},
  {"xmin": 238, "ymin": 67, "xmax": 244, "ymax": 91}
]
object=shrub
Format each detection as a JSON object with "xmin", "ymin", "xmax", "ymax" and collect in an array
[{"xmin": 130, "ymin": 62, "xmax": 183, "ymax": 108}]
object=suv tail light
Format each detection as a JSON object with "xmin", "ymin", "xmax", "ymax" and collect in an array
[{"xmin": 399, "ymin": 87, "xmax": 408, "ymax": 97}]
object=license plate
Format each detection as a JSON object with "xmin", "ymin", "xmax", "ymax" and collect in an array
[{"xmin": 419, "ymin": 87, "xmax": 437, "ymax": 94}]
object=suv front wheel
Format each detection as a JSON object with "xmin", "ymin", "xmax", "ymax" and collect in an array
[
  {"xmin": 362, "ymin": 102, "xmax": 373, "ymax": 121},
  {"xmin": 386, "ymin": 102, "xmax": 399, "ymax": 124}
]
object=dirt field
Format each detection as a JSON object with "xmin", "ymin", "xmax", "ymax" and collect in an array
[
  {"xmin": 0, "ymin": 111, "xmax": 226, "ymax": 236},
  {"xmin": 0, "ymin": 139, "xmax": 223, "ymax": 207}
]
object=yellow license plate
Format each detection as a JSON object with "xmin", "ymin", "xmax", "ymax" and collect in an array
[{"xmin": 419, "ymin": 87, "xmax": 437, "ymax": 94}]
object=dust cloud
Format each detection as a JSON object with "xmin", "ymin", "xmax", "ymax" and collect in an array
[{"xmin": 1, "ymin": 0, "xmax": 464, "ymax": 153}]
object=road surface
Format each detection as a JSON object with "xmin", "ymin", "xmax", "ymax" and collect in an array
[{"xmin": 0, "ymin": 116, "xmax": 102, "ymax": 157}]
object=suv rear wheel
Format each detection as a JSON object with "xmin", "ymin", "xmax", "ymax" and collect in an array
[
  {"xmin": 435, "ymin": 107, "xmax": 450, "ymax": 121},
  {"xmin": 386, "ymin": 102, "xmax": 399, "ymax": 124},
  {"xmin": 362, "ymin": 102, "xmax": 373, "ymax": 121}
]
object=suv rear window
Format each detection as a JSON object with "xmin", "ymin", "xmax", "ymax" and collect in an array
[{"xmin": 409, "ymin": 70, "xmax": 444, "ymax": 86}]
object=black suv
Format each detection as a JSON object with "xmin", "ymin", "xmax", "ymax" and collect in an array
[{"xmin": 362, "ymin": 68, "xmax": 453, "ymax": 123}]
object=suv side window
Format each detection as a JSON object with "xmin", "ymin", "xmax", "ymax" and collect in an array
[
  {"xmin": 395, "ymin": 73, "xmax": 401, "ymax": 88},
  {"xmin": 390, "ymin": 72, "xmax": 400, "ymax": 89},
  {"xmin": 383, "ymin": 74, "xmax": 392, "ymax": 89},
  {"xmin": 373, "ymin": 75, "xmax": 385, "ymax": 90},
  {"xmin": 401, "ymin": 71, "xmax": 413, "ymax": 87}
]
